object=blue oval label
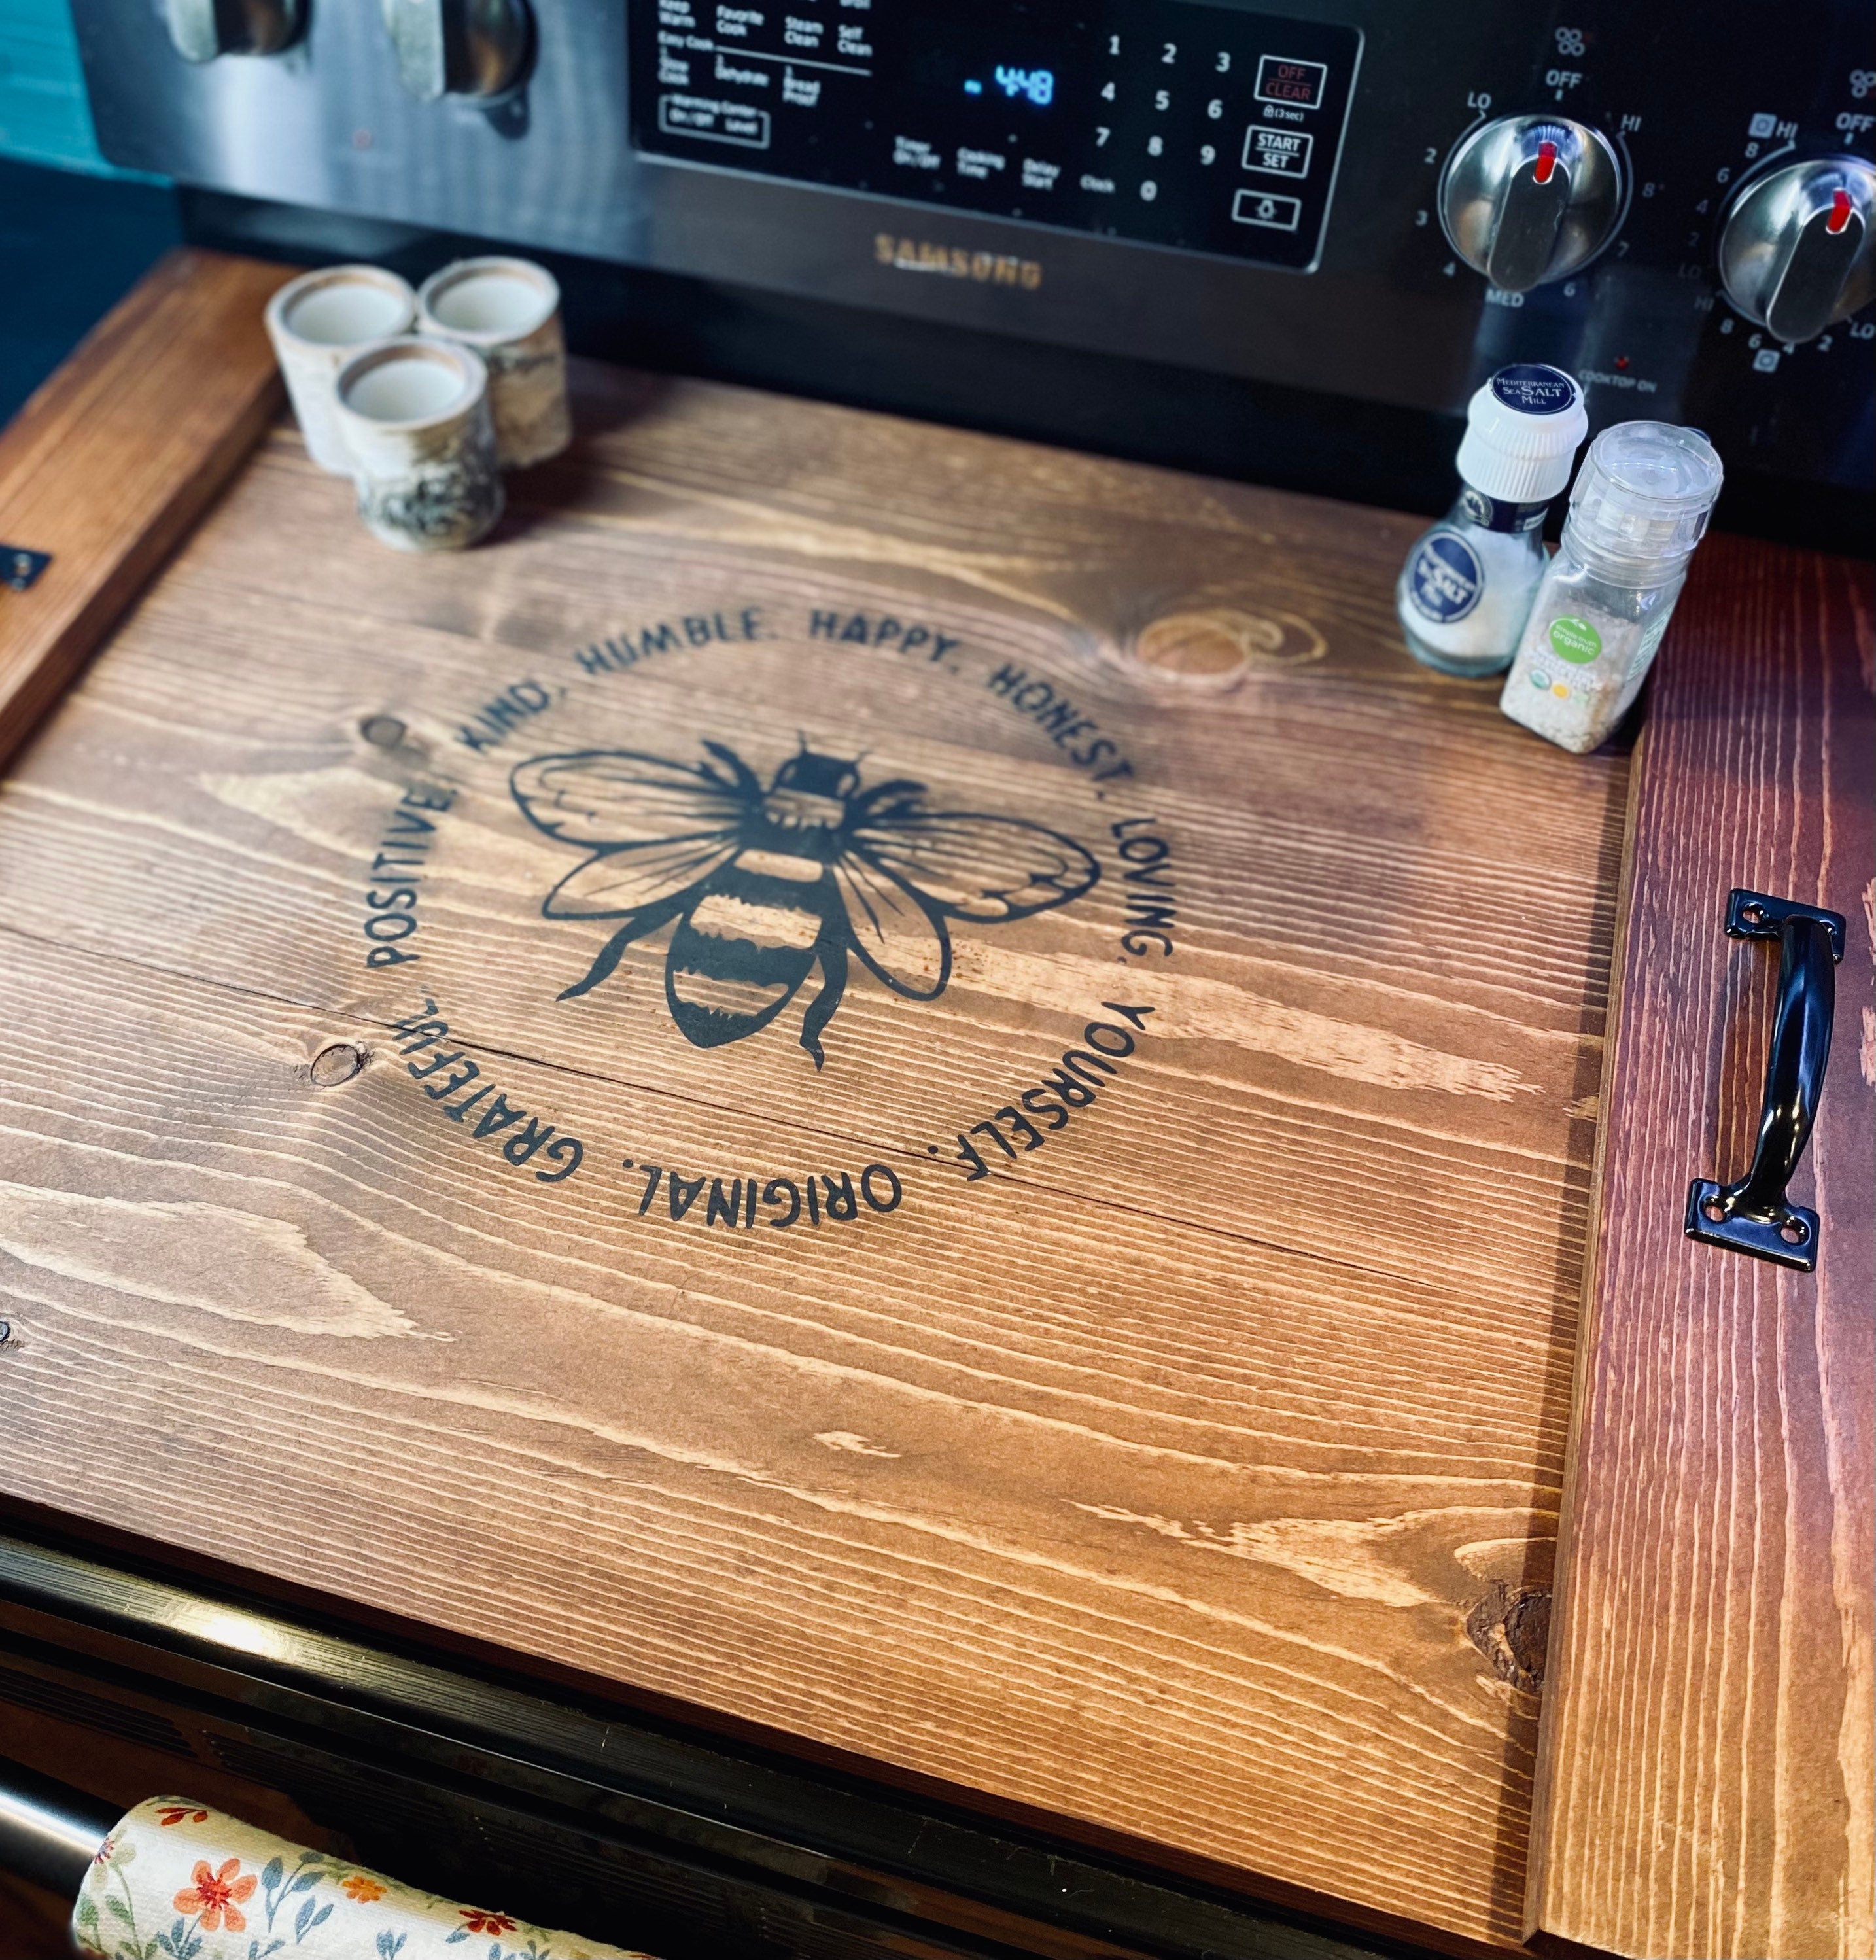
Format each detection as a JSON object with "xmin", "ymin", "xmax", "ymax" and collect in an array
[
  {"xmin": 1406, "ymin": 531, "xmax": 1483, "ymax": 624},
  {"xmin": 1490, "ymin": 364, "xmax": 1578, "ymax": 416}
]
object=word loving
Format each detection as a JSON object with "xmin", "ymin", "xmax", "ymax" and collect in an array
[{"xmin": 392, "ymin": 1003, "xmax": 584, "ymax": 1182}]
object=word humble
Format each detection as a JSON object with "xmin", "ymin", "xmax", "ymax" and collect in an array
[
  {"xmin": 624, "ymin": 1161, "xmax": 905, "ymax": 1229},
  {"xmin": 360, "ymin": 781, "xmax": 455, "ymax": 968},
  {"xmin": 392, "ymin": 1003, "xmax": 584, "ymax": 1183},
  {"xmin": 943, "ymin": 1003, "xmax": 1154, "ymax": 1178}
]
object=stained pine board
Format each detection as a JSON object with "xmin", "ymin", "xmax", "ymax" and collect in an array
[
  {"xmin": 0, "ymin": 247, "xmax": 287, "ymax": 769},
  {"xmin": 1527, "ymin": 536, "xmax": 1875, "ymax": 1960},
  {"xmin": 0, "ymin": 275, "xmax": 1632, "ymax": 1951}
]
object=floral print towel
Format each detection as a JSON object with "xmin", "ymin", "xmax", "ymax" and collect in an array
[{"xmin": 73, "ymin": 1796, "xmax": 658, "ymax": 1960}]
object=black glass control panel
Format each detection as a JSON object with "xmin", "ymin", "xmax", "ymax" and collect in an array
[{"xmin": 628, "ymin": 0, "xmax": 1360, "ymax": 268}]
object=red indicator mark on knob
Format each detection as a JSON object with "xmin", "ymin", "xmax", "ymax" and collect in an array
[
  {"xmin": 1826, "ymin": 188, "xmax": 1853, "ymax": 235},
  {"xmin": 1534, "ymin": 140, "xmax": 1559, "ymax": 185}
]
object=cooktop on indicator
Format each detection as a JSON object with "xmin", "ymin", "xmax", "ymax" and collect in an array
[{"xmin": 628, "ymin": 0, "xmax": 1361, "ymax": 269}]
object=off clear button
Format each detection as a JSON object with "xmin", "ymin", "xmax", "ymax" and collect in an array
[{"xmin": 1232, "ymin": 188, "xmax": 1302, "ymax": 230}]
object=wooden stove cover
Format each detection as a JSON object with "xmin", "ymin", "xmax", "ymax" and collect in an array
[{"xmin": 0, "ymin": 277, "xmax": 1633, "ymax": 1952}]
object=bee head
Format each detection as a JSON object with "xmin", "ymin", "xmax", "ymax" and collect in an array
[{"xmin": 773, "ymin": 750, "xmax": 860, "ymax": 801}]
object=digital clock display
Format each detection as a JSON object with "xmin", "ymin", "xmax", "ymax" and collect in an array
[{"xmin": 627, "ymin": 0, "xmax": 1359, "ymax": 270}]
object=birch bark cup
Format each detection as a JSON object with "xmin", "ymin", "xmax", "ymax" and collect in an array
[
  {"xmin": 333, "ymin": 336, "xmax": 504, "ymax": 551},
  {"xmin": 263, "ymin": 265, "xmax": 419, "ymax": 474},
  {"xmin": 417, "ymin": 256, "xmax": 572, "ymax": 468}
]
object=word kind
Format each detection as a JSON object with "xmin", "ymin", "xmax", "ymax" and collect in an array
[
  {"xmin": 360, "ymin": 782, "xmax": 454, "ymax": 969},
  {"xmin": 627, "ymin": 1162, "xmax": 905, "ymax": 1230},
  {"xmin": 392, "ymin": 1004, "xmax": 584, "ymax": 1183},
  {"xmin": 943, "ymin": 1004, "xmax": 1154, "ymax": 1179}
]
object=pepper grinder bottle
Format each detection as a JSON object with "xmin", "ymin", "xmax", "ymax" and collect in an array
[
  {"xmin": 1499, "ymin": 421, "xmax": 1724, "ymax": 754},
  {"xmin": 1396, "ymin": 364, "xmax": 1588, "ymax": 678}
]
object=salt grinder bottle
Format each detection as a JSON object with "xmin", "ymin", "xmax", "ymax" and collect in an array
[
  {"xmin": 1397, "ymin": 364, "xmax": 1588, "ymax": 678},
  {"xmin": 1499, "ymin": 420, "xmax": 1724, "ymax": 754}
]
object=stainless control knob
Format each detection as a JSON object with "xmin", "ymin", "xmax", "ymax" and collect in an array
[
  {"xmin": 1438, "ymin": 116, "xmax": 1625, "ymax": 292},
  {"xmin": 164, "ymin": 0, "xmax": 302, "ymax": 61},
  {"xmin": 383, "ymin": 0, "xmax": 530, "ymax": 101},
  {"xmin": 1717, "ymin": 155, "xmax": 1876, "ymax": 343}
]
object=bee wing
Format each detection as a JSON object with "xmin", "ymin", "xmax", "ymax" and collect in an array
[
  {"xmin": 513, "ymin": 751, "xmax": 747, "ymax": 920},
  {"xmin": 512, "ymin": 750, "xmax": 747, "ymax": 848},
  {"xmin": 831, "ymin": 853, "xmax": 951, "ymax": 1000},
  {"xmin": 546, "ymin": 834, "xmax": 741, "ymax": 919},
  {"xmin": 850, "ymin": 813, "xmax": 1100, "ymax": 922}
]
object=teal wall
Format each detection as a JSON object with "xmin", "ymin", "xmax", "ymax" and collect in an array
[{"xmin": 0, "ymin": 0, "xmax": 158, "ymax": 174}]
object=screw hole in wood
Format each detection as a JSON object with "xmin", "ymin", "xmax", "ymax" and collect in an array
[{"xmin": 360, "ymin": 714, "xmax": 407, "ymax": 749}]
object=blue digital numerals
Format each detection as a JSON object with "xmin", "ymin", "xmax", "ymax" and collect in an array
[{"xmin": 992, "ymin": 65, "xmax": 1054, "ymax": 106}]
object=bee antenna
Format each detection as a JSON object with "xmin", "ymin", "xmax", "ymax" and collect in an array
[{"xmin": 796, "ymin": 730, "xmax": 809, "ymax": 754}]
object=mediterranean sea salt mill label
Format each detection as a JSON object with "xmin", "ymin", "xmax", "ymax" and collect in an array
[{"xmin": 1397, "ymin": 364, "xmax": 1588, "ymax": 679}]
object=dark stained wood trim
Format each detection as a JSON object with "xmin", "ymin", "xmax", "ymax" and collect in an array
[
  {"xmin": 0, "ymin": 249, "xmax": 290, "ymax": 771},
  {"xmin": 1527, "ymin": 535, "xmax": 1875, "ymax": 1959}
]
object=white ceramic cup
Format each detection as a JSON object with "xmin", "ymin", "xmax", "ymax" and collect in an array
[
  {"xmin": 332, "ymin": 336, "xmax": 504, "ymax": 553},
  {"xmin": 264, "ymin": 265, "xmax": 419, "ymax": 474},
  {"xmin": 416, "ymin": 256, "xmax": 571, "ymax": 470}
]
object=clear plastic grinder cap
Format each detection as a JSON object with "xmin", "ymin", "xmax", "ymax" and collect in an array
[
  {"xmin": 1454, "ymin": 364, "xmax": 1589, "ymax": 504},
  {"xmin": 1566, "ymin": 420, "xmax": 1724, "ymax": 567}
]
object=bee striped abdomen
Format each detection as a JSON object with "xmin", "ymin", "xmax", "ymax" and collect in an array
[{"xmin": 667, "ymin": 860, "xmax": 831, "ymax": 1048}]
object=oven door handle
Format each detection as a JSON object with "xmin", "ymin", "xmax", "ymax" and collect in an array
[{"xmin": 1685, "ymin": 887, "xmax": 1846, "ymax": 1272}]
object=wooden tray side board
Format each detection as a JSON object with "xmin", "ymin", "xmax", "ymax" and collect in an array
[
  {"xmin": 0, "ymin": 250, "xmax": 291, "ymax": 770},
  {"xmin": 1528, "ymin": 537, "xmax": 1876, "ymax": 1960}
]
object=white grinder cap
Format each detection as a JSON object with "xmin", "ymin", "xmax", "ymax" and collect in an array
[{"xmin": 1455, "ymin": 364, "xmax": 1589, "ymax": 504}]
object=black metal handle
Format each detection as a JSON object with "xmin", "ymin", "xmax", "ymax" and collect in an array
[
  {"xmin": 1686, "ymin": 888, "xmax": 1845, "ymax": 1271},
  {"xmin": 0, "ymin": 1757, "xmax": 114, "ymax": 1897}
]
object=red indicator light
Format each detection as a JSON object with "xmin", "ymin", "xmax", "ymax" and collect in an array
[
  {"xmin": 1534, "ymin": 140, "xmax": 1559, "ymax": 185},
  {"xmin": 1614, "ymin": 355, "xmax": 1630, "ymax": 370},
  {"xmin": 1827, "ymin": 188, "xmax": 1853, "ymax": 234}
]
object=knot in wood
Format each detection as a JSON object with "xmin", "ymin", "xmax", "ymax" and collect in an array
[
  {"xmin": 310, "ymin": 1041, "xmax": 369, "ymax": 1087},
  {"xmin": 1465, "ymin": 1581, "xmax": 1552, "ymax": 1694}
]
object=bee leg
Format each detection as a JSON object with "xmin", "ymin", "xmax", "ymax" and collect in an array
[
  {"xmin": 799, "ymin": 937, "xmax": 848, "ymax": 1070},
  {"xmin": 559, "ymin": 896, "xmax": 686, "ymax": 1001}
]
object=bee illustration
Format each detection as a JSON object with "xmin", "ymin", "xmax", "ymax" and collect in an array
[{"xmin": 511, "ymin": 741, "xmax": 1100, "ymax": 1067}]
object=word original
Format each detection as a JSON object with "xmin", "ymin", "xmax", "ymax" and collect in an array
[
  {"xmin": 392, "ymin": 1004, "xmax": 584, "ymax": 1183},
  {"xmin": 625, "ymin": 1161, "xmax": 905, "ymax": 1228},
  {"xmin": 455, "ymin": 678, "xmax": 557, "ymax": 755},
  {"xmin": 985, "ymin": 663, "xmax": 1136, "ymax": 782},
  {"xmin": 874, "ymin": 234, "xmax": 1043, "ymax": 289},
  {"xmin": 808, "ymin": 610, "xmax": 960, "ymax": 662},
  {"xmin": 1111, "ymin": 817, "xmax": 1177, "ymax": 957},
  {"xmin": 573, "ymin": 608, "xmax": 767, "ymax": 676},
  {"xmin": 941, "ymin": 1004, "xmax": 1154, "ymax": 1179},
  {"xmin": 360, "ymin": 782, "xmax": 455, "ymax": 969}
]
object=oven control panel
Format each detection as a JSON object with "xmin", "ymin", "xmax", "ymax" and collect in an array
[{"xmin": 629, "ymin": 0, "xmax": 1358, "ymax": 269}]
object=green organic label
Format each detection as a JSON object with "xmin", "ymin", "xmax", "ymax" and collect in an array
[{"xmin": 1548, "ymin": 614, "xmax": 1603, "ymax": 665}]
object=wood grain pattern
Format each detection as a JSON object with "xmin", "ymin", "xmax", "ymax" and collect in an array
[
  {"xmin": 0, "ymin": 248, "xmax": 289, "ymax": 770},
  {"xmin": 1527, "ymin": 536, "xmax": 1875, "ymax": 1959},
  {"xmin": 0, "ymin": 270, "xmax": 1638, "ymax": 1953}
]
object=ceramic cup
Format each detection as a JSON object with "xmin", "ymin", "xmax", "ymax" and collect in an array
[
  {"xmin": 332, "ymin": 336, "xmax": 504, "ymax": 552},
  {"xmin": 416, "ymin": 256, "xmax": 571, "ymax": 469},
  {"xmin": 264, "ymin": 265, "xmax": 419, "ymax": 474}
]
